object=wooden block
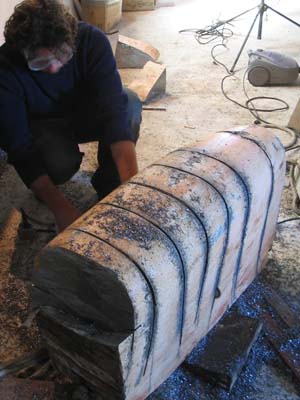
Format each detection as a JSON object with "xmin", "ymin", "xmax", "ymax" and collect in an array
[
  {"xmin": 184, "ymin": 313, "xmax": 262, "ymax": 391},
  {"xmin": 122, "ymin": 0, "xmax": 156, "ymax": 11},
  {"xmin": 287, "ymin": 97, "xmax": 300, "ymax": 133},
  {"xmin": 115, "ymin": 35, "xmax": 160, "ymax": 69},
  {"xmin": 81, "ymin": 0, "xmax": 122, "ymax": 33},
  {"xmin": 127, "ymin": 61, "xmax": 166, "ymax": 102},
  {"xmin": 33, "ymin": 126, "xmax": 285, "ymax": 400}
]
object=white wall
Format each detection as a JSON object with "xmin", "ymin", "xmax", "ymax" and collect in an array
[{"xmin": 0, "ymin": 0, "xmax": 18, "ymax": 44}]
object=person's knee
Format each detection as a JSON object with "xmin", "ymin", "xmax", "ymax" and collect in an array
[
  {"xmin": 124, "ymin": 88, "xmax": 142, "ymax": 143},
  {"xmin": 46, "ymin": 152, "xmax": 83, "ymax": 185},
  {"xmin": 30, "ymin": 119, "xmax": 83, "ymax": 185}
]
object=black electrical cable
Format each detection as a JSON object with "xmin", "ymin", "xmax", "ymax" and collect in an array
[
  {"xmin": 180, "ymin": 22, "xmax": 234, "ymax": 46},
  {"xmin": 220, "ymin": 72, "xmax": 289, "ymax": 113},
  {"xmin": 286, "ymin": 145, "xmax": 300, "ymax": 152},
  {"xmin": 179, "ymin": 4, "xmax": 258, "ymax": 40},
  {"xmin": 278, "ymin": 217, "xmax": 300, "ymax": 225},
  {"xmin": 211, "ymin": 43, "xmax": 231, "ymax": 75},
  {"xmin": 241, "ymin": 69, "xmax": 299, "ymax": 149},
  {"xmin": 210, "ymin": 24, "xmax": 234, "ymax": 75}
]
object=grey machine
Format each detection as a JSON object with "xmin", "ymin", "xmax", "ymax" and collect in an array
[{"xmin": 247, "ymin": 49, "xmax": 300, "ymax": 86}]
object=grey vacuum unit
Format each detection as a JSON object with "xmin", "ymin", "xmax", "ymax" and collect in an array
[{"xmin": 247, "ymin": 49, "xmax": 299, "ymax": 86}]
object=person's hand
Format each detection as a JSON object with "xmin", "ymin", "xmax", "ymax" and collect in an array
[
  {"xmin": 30, "ymin": 175, "xmax": 82, "ymax": 233},
  {"xmin": 110, "ymin": 140, "xmax": 138, "ymax": 183},
  {"xmin": 54, "ymin": 204, "xmax": 82, "ymax": 232}
]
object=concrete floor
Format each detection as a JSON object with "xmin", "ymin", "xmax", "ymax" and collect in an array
[{"xmin": 0, "ymin": 0, "xmax": 300, "ymax": 399}]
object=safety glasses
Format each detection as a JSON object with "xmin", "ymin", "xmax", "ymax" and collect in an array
[{"xmin": 24, "ymin": 45, "xmax": 73, "ymax": 71}]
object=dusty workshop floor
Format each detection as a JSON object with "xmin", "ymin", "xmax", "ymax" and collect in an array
[{"xmin": 0, "ymin": 0, "xmax": 300, "ymax": 399}]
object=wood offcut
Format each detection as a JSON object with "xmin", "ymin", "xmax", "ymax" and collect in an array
[
  {"xmin": 115, "ymin": 35, "xmax": 160, "ymax": 69},
  {"xmin": 127, "ymin": 61, "xmax": 166, "ymax": 102},
  {"xmin": 183, "ymin": 313, "xmax": 262, "ymax": 391}
]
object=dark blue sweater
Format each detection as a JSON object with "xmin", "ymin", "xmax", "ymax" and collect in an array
[{"xmin": 0, "ymin": 22, "xmax": 130, "ymax": 186}]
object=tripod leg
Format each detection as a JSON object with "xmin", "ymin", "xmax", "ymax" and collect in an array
[
  {"xmin": 267, "ymin": 5, "xmax": 300, "ymax": 29},
  {"xmin": 230, "ymin": 8, "xmax": 261, "ymax": 73},
  {"xmin": 257, "ymin": 0, "xmax": 265, "ymax": 39}
]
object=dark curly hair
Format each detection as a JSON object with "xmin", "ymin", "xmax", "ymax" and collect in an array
[{"xmin": 4, "ymin": 0, "xmax": 78, "ymax": 54}]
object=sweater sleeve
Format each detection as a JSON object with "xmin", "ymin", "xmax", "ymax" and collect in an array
[
  {"xmin": 0, "ymin": 75, "xmax": 46, "ymax": 187},
  {"xmin": 82, "ymin": 25, "xmax": 132, "ymax": 145}
]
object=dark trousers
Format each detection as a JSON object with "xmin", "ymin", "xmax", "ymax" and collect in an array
[{"xmin": 30, "ymin": 88, "xmax": 142, "ymax": 199}]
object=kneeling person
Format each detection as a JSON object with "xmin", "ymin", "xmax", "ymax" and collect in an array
[{"xmin": 0, "ymin": 0, "xmax": 142, "ymax": 231}]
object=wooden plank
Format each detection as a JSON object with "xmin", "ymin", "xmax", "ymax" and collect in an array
[
  {"xmin": 33, "ymin": 126, "xmax": 285, "ymax": 400},
  {"xmin": 183, "ymin": 313, "xmax": 262, "ymax": 391},
  {"xmin": 116, "ymin": 35, "xmax": 160, "ymax": 69},
  {"xmin": 264, "ymin": 286, "xmax": 300, "ymax": 328},
  {"xmin": 262, "ymin": 312, "xmax": 300, "ymax": 383}
]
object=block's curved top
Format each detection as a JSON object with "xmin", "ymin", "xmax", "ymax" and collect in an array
[
  {"xmin": 33, "ymin": 125, "xmax": 285, "ymax": 400},
  {"xmin": 116, "ymin": 35, "xmax": 160, "ymax": 69}
]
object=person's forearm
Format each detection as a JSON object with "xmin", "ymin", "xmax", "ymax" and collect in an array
[
  {"xmin": 110, "ymin": 140, "xmax": 138, "ymax": 183},
  {"xmin": 30, "ymin": 175, "xmax": 81, "ymax": 232}
]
